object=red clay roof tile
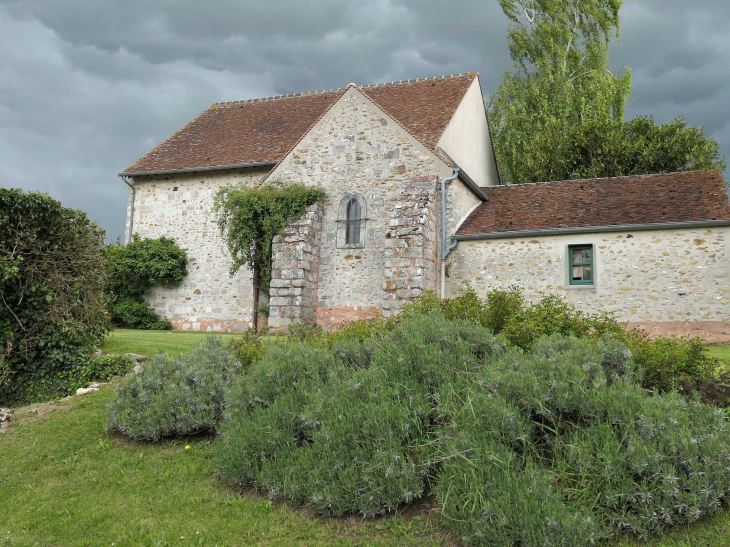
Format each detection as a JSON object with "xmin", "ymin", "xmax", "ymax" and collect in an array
[
  {"xmin": 123, "ymin": 74, "xmax": 476, "ymax": 174},
  {"xmin": 457, "ymin": 171, "xmax": 730, "ymax": 236}
]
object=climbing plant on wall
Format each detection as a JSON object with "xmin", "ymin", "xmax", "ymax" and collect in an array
[
  {"xmin": 105, "ymin": 235, "xmax": 188, "ymax": 329},
  {"xmin": 213, "ymin": 182, "xmax": 325, "ymax": 293}
]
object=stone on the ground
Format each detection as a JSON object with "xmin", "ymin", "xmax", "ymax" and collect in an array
[
  {"xmin": 75, "ymin": 382, "xmax": 101, "ymax": 396},
  {"xmin": 0, "ymin": 408, "xmax": 12, "ymax": 434}
]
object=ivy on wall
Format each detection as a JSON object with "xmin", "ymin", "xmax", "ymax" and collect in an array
[
  {"xmin": 213, "ymin": 182, "xmax": 325, "ymax": 293},
  {"xmin": 105, "ymin": 235, "xmax": 188, "ymax": 329}
]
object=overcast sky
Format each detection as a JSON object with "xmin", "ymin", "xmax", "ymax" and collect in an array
[{"xmin": 1, "ymin": 0, "xmax": 728, "ymax": 241}]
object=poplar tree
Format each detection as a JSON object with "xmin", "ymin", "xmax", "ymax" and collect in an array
[{"xmin": 489, "ymin": 0, "xmax": 726, "ymax": 184}]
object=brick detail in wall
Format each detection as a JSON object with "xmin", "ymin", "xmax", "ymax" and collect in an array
[
  {"xmin": 268, "ymin": 203, "xmax": 324, "ymax": 329},
  {"xmin": 382, "ymin": 177, "xmax": 439, "ymax": 317}
]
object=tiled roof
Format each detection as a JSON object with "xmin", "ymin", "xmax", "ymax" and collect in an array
[
  {"xmin": 457, "ymin": 171, "xmax": 730, "ymax": 236},
  {"xmin": 123, "ymin": 74, "xmax": 476, "ymax": 174}
]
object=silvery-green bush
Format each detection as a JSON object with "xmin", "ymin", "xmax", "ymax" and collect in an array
[
  {"xmin": 215, "ymin": 315, "xmax": 730, "ymax": 545},
  {"xmin": 107, "ymin": 336, "xmax": 243, "ymax": 440}
]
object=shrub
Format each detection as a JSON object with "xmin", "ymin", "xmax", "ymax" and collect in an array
[
  {"xmin": 285, "ymin": 321, "xmax": 325, "ymax": 342},
  {"xmin": 111, "ymin": 299, "xmax": 158, "ymax": 329},
  {"xmin": 107, "ymin": 336, "xmax": 243, "ymax": 440},
  {"xmin": 482, "ymin": 285, "xmax": 524, "ymax": 333},
  {"xmin": 435, "ymin": 335, "xmax": 730, "ymax": 544},
  {"xmin": 0, "ymin": 189, "xmax": 111, "ymax": 405},
  {"xmin": 625, "ymin": 331, "xmax": 719, "ymax": 392},
  {"xmin": 229, "ymin": 329, "xmax": 267, "ymax": 369},
  {"xmin": 502, "ymin": 294, "xmax": 590, "ymax": 350},
  {"xmin": 9, "ymin": 354, "xmax": 134, "ymax": 403},
  {"xmin": 216, "ymin": 315, "xmax": 509, "ymax": 517},
  {"xmin": 147, "ymin": 320, "xmax": 173, "ymax": 331},
  {"xmin": 215, "ymin": 314, "xmax": 730, "ymax": 544},
  {"xmin": 105, "ymin": 235, "xmax": 187, "ymax": 329}
]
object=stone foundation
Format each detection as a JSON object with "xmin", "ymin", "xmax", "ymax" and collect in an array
[
  {"xmin": 316, "ymin": 306, "xmax": 381, "ymax": 331},
  {"xmin": 627, "ymin": 321, "xmax": 730, "ymax": 344}
]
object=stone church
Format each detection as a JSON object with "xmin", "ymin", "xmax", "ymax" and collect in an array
[{"xmin": 120, "ymin": 73, "xmax": 730, "ymax": 341}]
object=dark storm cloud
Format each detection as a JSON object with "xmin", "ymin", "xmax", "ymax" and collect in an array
[{"xmin": 0, "ymin": 0, "xmax": 728, "ymax": 240}]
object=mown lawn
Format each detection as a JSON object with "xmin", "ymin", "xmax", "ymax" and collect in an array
[
  {"xmin": 3, "ymin": 387, "xmax": 730, "ymax": 547},
  {"xmin": 101, "ymin": 328, "xmax": 245, "ymax": 356},
  {"xmin": 708, "ymin": 345, "xmax": 730, "ymax": 368},
  {"xmin": 0, "ymin": 387, "xmax": 451, "ymax": 547},
  {"xmin": 6, "ymin": 331, "xmax": 727, "ymax": 546}
]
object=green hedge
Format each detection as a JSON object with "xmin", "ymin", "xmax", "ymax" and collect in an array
[{"xmin": 0, "ymin": 188, "xmax": 111, "ymax": 404}]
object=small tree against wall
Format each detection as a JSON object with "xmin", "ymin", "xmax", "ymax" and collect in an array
[{"xmin": 213, "ymin": 182, "xmax": 325, "ymax": 294}]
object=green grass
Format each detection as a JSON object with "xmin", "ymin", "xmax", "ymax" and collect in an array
[
  {"xmin": 3, "ymin": 388, "xmax": 729, "ymax": 547},
  {"xmin": 708, "ymin": 345, "xmax": 730, "ymax": 369},
  {"xmin": 0, "ymin": 387, "xmax": 451, "ymax": 547},
  {"xmin": 101, "ymin": 329, "xmax": 245, "ymax": 356}
]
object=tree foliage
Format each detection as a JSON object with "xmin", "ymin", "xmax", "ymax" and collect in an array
[
  {"xmin": 213, "ymin": 182, "xmax": 325, "ymax": 293},
  {"xmin": 0, "ymin": 188, "xmax": 111, "ymax": 403},
  {"xmin": 106, "ymin": 235, "xmax": 188, "ymax": 329},
  {"xmin": 489, "ymin": 0, "xmax": 726, "ymax": 184}
]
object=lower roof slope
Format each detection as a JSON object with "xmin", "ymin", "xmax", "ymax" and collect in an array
[
  {"xmin": 123, "ymin": 73, "xmax": 476, "ymax": 175},
  {"xmin": 457, "ymin": 171, "xmax": 730, "ymax": 236}
]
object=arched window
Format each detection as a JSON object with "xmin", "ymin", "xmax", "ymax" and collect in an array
[
  {"xmin": 337, "ymin": 193, "xmax": 366, "ymax": 248},
  {"xmin": 345, "ymin": 197, "xmax": 361, "ymax": 245}
]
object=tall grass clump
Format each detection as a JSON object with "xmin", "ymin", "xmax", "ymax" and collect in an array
[{"xmin": 107, "ymin": 336, "xmax": 243, "ymax": 440}]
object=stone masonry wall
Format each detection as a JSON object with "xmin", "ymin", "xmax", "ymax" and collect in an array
[
  {"xmin": 268, "ymin": 203, "xmax": 323, "ymax": 328},
  {"xmin": 128, "ymin": 167, "xmax": 268, "ymax": 332},
  {"xmin": 448, "ymin": 227, "xmax": 730, "ymax": 342},
  {"xmin": 266, "ymin": 86, "xmax": 453, "ymax": 329},
  {"xmin": 383, "ymin": 176, "xmax": 440, "ymax": 317}
]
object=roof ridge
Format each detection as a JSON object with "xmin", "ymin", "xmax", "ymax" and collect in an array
[
  {"xmin": 213, "ymin": 88, "xmax": 344, "ymax": 106},
  {"xmin": 211, "ymin": 73, "xmax": 478, "ymax": 106},
  {"xmin": 491, "ymin": 170, "xmax": 724, "ymax": 189},
  {"xmin": 361, "ymin": 72, "xmax": 476, "ymax": 89}
]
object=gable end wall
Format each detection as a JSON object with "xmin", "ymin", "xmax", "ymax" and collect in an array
[{"xmin": 265, "ymin": 86, "xmax": 452, "ymax": 330}]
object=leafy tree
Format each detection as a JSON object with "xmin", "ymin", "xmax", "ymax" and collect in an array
[
  {"xmin": 489, "ymin": 0, "xmax": 726, "ymax": 184},
  {"xmin": 213, "ymin": 182, "xmax": 325, "ymax": 293},
  {"xmin": 106, "ymin": 235, "xmax": 188, "ymax": 329}
]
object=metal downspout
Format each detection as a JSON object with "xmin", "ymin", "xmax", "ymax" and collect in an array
[
  {"xmin": 440, "ymin": 168, "xmax": 460, "ymax": 298},
  {"xmin": 121, "ymin": 176, "xmax": 135, "ymax": 244}
]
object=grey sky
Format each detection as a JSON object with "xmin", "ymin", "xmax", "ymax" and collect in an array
[{"xmin": 1, "ymin": 0, "xmax": 728, "ymax": 241}]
